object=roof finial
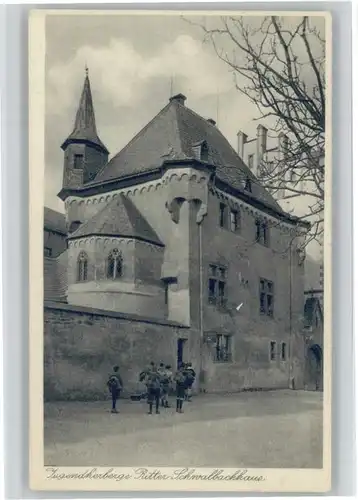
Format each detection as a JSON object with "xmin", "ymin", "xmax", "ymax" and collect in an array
[{"xmin": 85, "ymin": 63, "xmax": 89, "ymax": 77}]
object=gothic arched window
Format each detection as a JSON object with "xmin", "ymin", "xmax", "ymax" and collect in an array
[
  {"xmin": 107, "ymin": 249, "xmax": 123, "ymax": 280},
  {"xmin": 77, "ymin": 251, "xmax": 88, "ymax": 282}
]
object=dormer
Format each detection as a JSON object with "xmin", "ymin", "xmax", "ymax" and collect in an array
[{"xmin": 192, "ymin": 140, "xmax": 209, "ymax": 163}]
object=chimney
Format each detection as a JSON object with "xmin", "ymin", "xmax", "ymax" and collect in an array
[
  {"xmin": 256, "ymin": 125, "xmax": 268, "ymax": 175},
  {"xmin": 256, "ymin": 124, "xmax": 267, "ymax": 159},
  {"xmin": 255, "ymin": 125, "xmax": 267, "ymax": 175},
  {"xmin": 278, "ymin": 132, "xmax": 289, "ymax": 161},
  {"xmin": 237, "ymin": 131, "xmax": 248, "ymax": 159},
  {"xmin": 169, "ymin": 93, "xmax": 187, "ymax": 106},
  {"xmin": 207, "ymin": 118, "xmax": 216, "ymax": 126}
]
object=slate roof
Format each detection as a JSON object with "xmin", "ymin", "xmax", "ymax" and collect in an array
[
  {"xmin": 44, "ymin": 207, "xmax": 67, "ymax": 234},
  {"xmin": 61, "ymin": 72, "xmax": 109, "ymax": 153},
  {"xmin": 92, "ymin": 95, "xmax": 282, "ymax": 212},
  {"xmin": 69, "ymin": 194, "xmax": 164, "ymax": 246}
]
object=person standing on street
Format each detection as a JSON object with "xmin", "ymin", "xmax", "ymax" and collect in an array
[
  {"xmin": 175, "ymin": 363, "xmax": 187, "ymax": 413},
  {"xmin": 185, "ymin": 362, "xmax": 196, "ymax": 402},
  {"xmin": 107, "ymin": 365, "xmax": 123, "ymax": 414},
  {"xmin": 160, "ymin": 364, "xmax": 173, "ymax": 408},
  {"xmin": 146, "ymin": 363, "xmax": 161, "ymax": 415}
]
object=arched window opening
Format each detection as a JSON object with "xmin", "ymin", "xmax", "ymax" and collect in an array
[
  {"xmin": 77, "ymin": 251, "xmax": 88, "ymax": 282},
  {"xmin": 107, "ymin": 249, "xmax": 123, "ymax": 279}
]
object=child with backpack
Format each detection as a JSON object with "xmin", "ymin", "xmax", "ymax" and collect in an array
[
  {"xmin": 145, "ymin": 364, "xmax": 161, "ymax": 415},
  {"xmin": 159, "ymin": 364, "xmax": 173, "ymax": 408},
  {"xmin": 107, "ymin": 365, "xmax": 123, "ymax": 414}
]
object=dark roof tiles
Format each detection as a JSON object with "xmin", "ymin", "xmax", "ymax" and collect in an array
[
  {"xmin": 44, "ymin": 207, "xmax": 67, "ymax": 234},
  {"xmin": 92, "ymin": 98, "xmax": 281, "ymax": 212},
  {"xmin": 61, "ymin": 74, "xmax": 109, "ymax": 153},
  {"xmin": 69, "ymin": 194, "xmax": 163, "ymax": 246}
]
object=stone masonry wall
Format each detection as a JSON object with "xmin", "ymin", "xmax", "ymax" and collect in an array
[
  {"xmin": 189, "ymin": 189, "xmax": 306, "ymax": 392},
  {"xmin": 44, "ymin": 302, "xmax": 197, "ymax": 401}
]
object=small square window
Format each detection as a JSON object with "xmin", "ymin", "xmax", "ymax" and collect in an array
[
  {"xmin": 74, "ymin": 154, "xmax": 84, "ymax": 170},
  {"xmin": 44, "ymin": 247, "xmax": 52, "ymax": 257}
]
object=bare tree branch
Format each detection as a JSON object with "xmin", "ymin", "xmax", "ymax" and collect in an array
[{"xmin": 184, "ymin": 15, "xmax": 325, "ymax": 250}]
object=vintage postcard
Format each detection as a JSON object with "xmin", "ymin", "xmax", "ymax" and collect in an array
[{"xmin": 29, "ymin": 9, "xmax": 332, "ymax": 492}]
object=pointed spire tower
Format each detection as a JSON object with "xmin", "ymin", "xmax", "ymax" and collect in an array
[{"xmin": 61, "ymin": 67, "xmax": 109, "ymax": 190}]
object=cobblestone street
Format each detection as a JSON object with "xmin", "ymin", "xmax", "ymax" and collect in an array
[{"xmin": 44, "ymin": 390, "xmax": 323, "ymax": 469}]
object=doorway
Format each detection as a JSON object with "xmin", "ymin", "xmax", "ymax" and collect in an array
[
  {"xmin": 177, "ymin": 338, "xmax": 187, "ymax": 369},
  {"xmin": 306, "ymin": 344, "xmax": 323, "ymax": 391}
]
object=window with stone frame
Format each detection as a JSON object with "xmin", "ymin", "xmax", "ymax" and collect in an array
[
  {"xmin": 74, "ymin": 154, "xmax": 84, "ymax": 170},
  {"xmin": 219, "ymin": 203, "xmax": 228, "ymax": 229},
  {"xmin": 215, "ymin": 334, "xmax": 232, "ymax": 362},
  {"xmin": 255, "ymin": 218, "xmax": 270, "ymax": 246},
  {"xmin": 229, "ymin": 208, "xmax": 240, "ymax": 233},
  {"xmin": 281, "ymin": 342, "xmax": 287, "ymax": 361},
  {"xmin": 220, "ymin": 202, "xmax": 241, "ymax": 233},
  {"xmin": 260, "ymin": 278, "xmax": 274, "ymax": 317},
  {"xmin": 107, "ymin": 249, "xmax": 123, "ymax": 279},
  {"xmin": 208, "ymin": 264, "xmax": 227, "ymax": 307},
  {"xmin": 44, "ymin": 247, "xmax": 52, "ymax": 257},
  {"xmin": 77, "ymin": 251, "xmax": 88, "ymax": 282},
  {"xmin": 270, "ymin": 341, "xmax": 277, "ymax": 361}
]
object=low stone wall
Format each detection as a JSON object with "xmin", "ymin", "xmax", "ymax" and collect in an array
[
  {"xmin": 44, "ymin": 302, "xmax": 194, "ymax": 401},
  {"xmin": 44, "ymin": 302, "xmax": 306, "ymax": 401}
]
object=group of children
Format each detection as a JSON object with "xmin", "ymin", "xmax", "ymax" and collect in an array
[
  {"xmin": 140, "ymin": 361, "xmax": 196, "ymax": 414},
  {"xmin": 107, "ymin": 361, "xmax": 196, "ymax": 415}
]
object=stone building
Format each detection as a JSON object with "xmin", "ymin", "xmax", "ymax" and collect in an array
[
  {"xmin": 44, "ymin": 72, "xmax": 312, "ymax": 399},
  {"xmin": 237, "ymin": 125, "xmax": 324, "ymax": 307}
]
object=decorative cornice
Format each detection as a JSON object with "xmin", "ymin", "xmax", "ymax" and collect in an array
[
  {"xmin": 60, "ymin": 159, "xmax": 308, "ymax": 229},
  {"xmin": 58, "ymin": 160, "xmax": 214, "ymax": 201},
  {"xmin": 211, "ymin": 180, "xmax": 310, "ymax": 230},
  {"xmin": 68, "ymin": 233, "xmax": 165, "ymax": 248},
  {"xmin": 68, "ymin": 235, "xmax": 164, "ymax": 251}
]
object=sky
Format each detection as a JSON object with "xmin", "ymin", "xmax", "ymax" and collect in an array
[{"xmin": 44, "ymin": 13, "xmax": 325, "ymax": 263}]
